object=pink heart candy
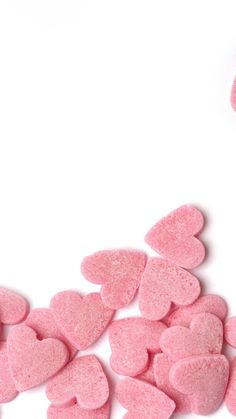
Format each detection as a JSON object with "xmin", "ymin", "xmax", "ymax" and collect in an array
[
  {"xmin": 50, "ymin": 291, "xmax": 114, "ymax": 350},
  {"xmin": 46, "ymin": 355, "xmax": 109, "ymax": 410},
  {"xmin": 153, "ymin": 353, "xmax": 191, "ymax": 413},
  {"xmin": 231, "ymin": 77, "xmax": 236, "ymax": 112},
  {"xmin": 169, "ymin": 355, "xmax": 229, "ymax": 415},
  {"xmin": 7, "ymin": 325, "xmax": 69, "ymax": 391},
  {"xmin": 47, "ymin": 400, "xmax": 110, "ymax": 419},
  {"xmin": 145, "ymin": 205, "xmax": 205, "ymax": 269},
  {"xmin": 166, "ymin": 294, "xmax": 228, "ymax": 327},
  {"xmin": 81, "ymin": 249, "xmax": 147, "ymax": 309},
  {"xmin": 160, "ymin": 313, "xmax": 223, "ymax": 361},
  {"xmin": 116, "ymin": 377, "xmax": 176, "ymax": 419},
  {"xmin": 0, "ymin": 287, "xmax": 29, "ymax": 325},
  {"xmin": 25, "ymin": 308, "xmax": 77, "ymax": 360},
  {"xmin": 0, "ymin": 341, "xmax": 18, "ymax": 403},
  {"xmin": 139, "ymin": 258, "xmax": 201, "ymax": 320},
  {"xmin": 109, "ymin": 317, "xmax": 166, "ymax": 376},
  {"xmin": 225, "ymin": 357, "xmax": 236, "ymax": 415}
]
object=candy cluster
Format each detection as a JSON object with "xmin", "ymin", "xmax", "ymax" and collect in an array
[{"xmin": 1, "ymin": 205, "xmax": 236, "ymax": 418}]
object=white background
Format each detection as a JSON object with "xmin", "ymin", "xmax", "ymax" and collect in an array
[{"xmin": 0, "ymin": 1, "xmax": 236, "ymax": 418}]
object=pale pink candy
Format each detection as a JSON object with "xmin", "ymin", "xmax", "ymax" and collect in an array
[
  {"xmin": 0, "ymin": 287, "xmax": 29, "ymax": 324},
  {"xmin": 25, "ymin": 308, "xmax": 77, "ymax": 359},
  {"xmin": 153, "ymin": 353, "xmax": 191, "ymax": 413},
  {"xmin": 139, "ymin": 258, "xmax": 201, "ymax": 320},
  {"xmin": 0, "ymin": 342, "xmax": 18, "ymax": 403},
  {"xmin": 166, "ymin": 294, "xmax": 228, "ymax": 327},
  {"xmin": 47, "ymin": 400, "xmax": 110, "ymax": 419},
  {"xmin": 224, "ymin": 316, "xmax": 236, "ymax": 348},
  {"xmin": 225, "ymin": 357, "xmax": 236, "ymax": 415},
  {"xmin": 231, "ymin": 77, "xmax": 236, "ymax": 112},
  {"xmin": 145, "ymin": 205, "xmax": 205, "ymax": 269},
  {"xmin": 136, "ymin": 353, "xmax": 156, "ymax": 385},
  {"xmin": 7, "ymin": 325, "xmax": 69, "ymax": 391},
  {"xmin": 116, "ymin": 377, "xmax": 175, "ymax": 419},
  {"xmin": 50, "ymin": 291, "xmax": 114, "ymax": 350},
  {"xmin": 81, "ymin": 249, "xmax": 147, "ymax": 309},
  {"xmin": 109, "ymin": 317, "xmax": 166, "ymax": 376},
  {"xmin": 46, "ymin": 355, "xmax": 109, "ymax": 410},
  {"xmin": 160, "ymin": 313, "xmax": 223, "ymax": 361},
  {"xmin": 170, "ymin": 355, "xmax": 229, "ymax": 415}
]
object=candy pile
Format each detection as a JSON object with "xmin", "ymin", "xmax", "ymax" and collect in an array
[{"xmin": 2, "ymin": 205, "xmax": 236, "ymax": 418}]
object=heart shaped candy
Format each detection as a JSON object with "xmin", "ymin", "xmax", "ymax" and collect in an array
[
  {"xmin": 47, "ymin": 400, "xmax": 110, "ymax": 419},
  {"xmin": 109, "ymin": 317, "xmax": 166, "ymax": 376},
  {"xmin": 231, "ymin": 77, "xmax": 236, "ymax": 112},
  {"xmin": 0, "ymin": 287, "xmax": 29, "ymax": 325},
  {"xmin": 169, "ymin": 355, "xmax": 229, "ymax": 415},
  {"xmin": 25, "ymin": 308, "xmax": 77, "ymax": 360},
  {"xmin": 153, "ymin": 353, "xmax": 191, "ymax": 413},
  {"xmin": 46, "ymin": 355, "xmax": 109, "ymax": 410},
  {"xmin": 166, "ymin": 294, "xmax": 228, "ymax": 327},
  {"xmin": 81, "ymin": 249, "xmax": 147, "ymax": 309},
  {"xmin": 116, "ymin": 377, "xmax": 175, "ymax": 419},
  {"xmin": 160, "ymin": 313, "xmax": 223, "ymax": 361},
  {"xmin": 50, "ymin": 291, "xmax": 114, "ymax": 350},
  {"xmin": 139, "ymin": 258, "xmax": 201, "ymax": 320},
  {"xmin": 7, "ymin": 325, "xmax": 69, "ymax": 391},
  {"xmin": 0, "ymin": 342, "xmax": 18, "ymax": 403},
  {"xmin": 145, "ymin": 205, "xmax": 205, "ymax": 269}
]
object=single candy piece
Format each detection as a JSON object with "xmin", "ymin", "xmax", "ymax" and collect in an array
[
  {"xmin": 225, "ymin": 357, "xmax": 236, "ymax": 415},
  {"xmin": 81, "ymin": 249, "xmax": 147, "ymax": 309},
  {"xmin": 0, "ymin": 342, "xmax": 18, "ymax": 403},
  {"xmin": 169, "ymin": 355, "xmax": 229, "ymax": 415},
  {"xmin": 136, "ymin": 353, "xmax": 156, "ymax": 385},
  {"xmin": 46, "ymin": 355, "xmax": 109, "ymax": 410},
  {"xmin": 25, "ymin": 308, "xmax": 77, "ymax": 359},
  {"xmin": 166, "ymin": 294, "xmax": 228, "ymax": 327},
  {"xmin": 50, "ymin": 291, "xmax": 114, "ymax": 350},
  {"xmin": 139, "ymin": 258, "xmax": 201, "ymax": 320},
  {"xmin": 153, "ymin": 353, "xmax": 191, "ymax": 413},
  {"xmin": 145, "ymin": 205, "xmax": 205, "ymax": 269},
  {"xmin": 224, "ymin": 316, "xmax": 236, "ymax": 348},
  {"xmin": 160, "ymin": 313, "xmax": 223, "ymax": 361},
  {"xmin": 7, "ymin": 325, "xmax": 69, "ymax": 391},
  {"xmin": 48, "ymin": 400, "xmax": 110, "ymax": 419},
  {"xmin": 231, "ymin": 77, "xmax": 236, "ymax": 112},
  {"xmin": 109, "ymin": 317, "xmax": 166, "ymax": 376},
  {"xmin": 116, "ymin": 377, "xmax": 175, "ymax": 419},
  {"xmin": 0, "ymin": 287, "xmax": 29, "ymax": 324}
]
